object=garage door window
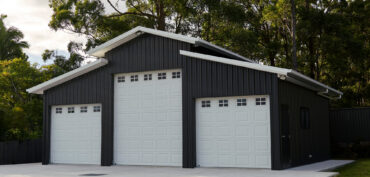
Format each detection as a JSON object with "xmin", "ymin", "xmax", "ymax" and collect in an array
[
  {"xmin": 68, "ymin": 107, "xmax": 74, "ymax": 113},
  {"xmin": 256, "ymin": 98, "xmax": 266, "ymax": 105},
  {"xmin": 117, "ymin": 76, "xmax": 125, "ymax": 83},
  {"xmin": 237, "ymin": 99, "xmax": 247, "ymax": 106},
  {"xmin": 144, "ymin": 74, "xmax": 152, "ymax": 81},
  {"xmin": 93, "ymin": 106, "xmax": 101, "ymax": 112},
  {"xmin": 158, "ymin": 73, "xmax": 166, "ymax": 80},
  {"xmin": 201, "ymin": 100, "xmax": 211, "ymax": 107},
  {"xmin": 172, "ymin": 72, "xmax": 181, "ymax": 78},
  {"xmin": 219, "ymin": 100, "xmax": 228, "ymax": 107},
  {"xmin": 130, "ymin": 75, "xmax": 138, "ymax": 82},
  {"xmin": 56, "ymin": 107, "xmax": 62, "ymax": 114},
  {"xmin": 80, "ymin": 106, "xmax": 88, "ymax": 113}
]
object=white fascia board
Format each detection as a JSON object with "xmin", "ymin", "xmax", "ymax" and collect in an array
[
  {"xmin": 27, "ymin": 59, "xmax": 109, "ymax": 94},
  {"xmin": 179, "ymin": 50, "xmax": 291, "ymax": 75},
  {"xmin": 288, "ymin": 71, "xmax": 343, "ymax": 95},
  {"xmin": 87, "ymin": 26, "xmax": 198, "ymax": 57}
]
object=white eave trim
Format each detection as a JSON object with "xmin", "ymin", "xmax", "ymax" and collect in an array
[
  {"xmin": 179, "ymin": 50, "xmax": 342, "ymax": 99},
  {"xmin": 86, "ymin": 26, "xmax": 255, "ymax": 63},
  {"xmin": 87, "ymin": 26, "xmax": 198, "ymax": 57},
  {"xmin": 27, "ymin": 59, "xmax": 109, "ymax": 94}
]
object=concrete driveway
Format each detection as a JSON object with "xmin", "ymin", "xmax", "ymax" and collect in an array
[{"xmin": 0, "ymin": 163, "xmax": 338, "ymax": 177}]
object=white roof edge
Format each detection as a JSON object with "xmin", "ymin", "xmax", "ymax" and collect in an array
[
  {"xmin": 86, "ymin": 26, "xmax": 256, "ymax": 63},
  {"xmin": 180, "ymin": 50, "xmax": 291, "ymax": 75},
  {"xmin": 179, "ymin": 50, "xmax": 342, "ymax": 98},
  {"xmin": 27, "ymin": 59, "xmax": 109, "ymax": 94},
  {"xmin": 87, "ymin": 26, "xmax": 198, "ymax": 57}
]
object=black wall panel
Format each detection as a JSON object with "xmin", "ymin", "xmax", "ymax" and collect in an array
[
  {"xmin": 278, "ymin": 80, "xmax": 330, "ymax": 167},
  {"xmin": 43, "ymin": 34, "xmax": 282, "ymax": 169},
  {"xmin": 330, "ymin": 107, "xmax": 370, "ymax": 143}
]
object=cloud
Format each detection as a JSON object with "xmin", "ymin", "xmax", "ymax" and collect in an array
[
  {"xmin": 0, "ymin": 0, "xmax": 86, "ymax": 65},
  {"xmin": 0, "ymin": 0, "xmax": 128, "ymax": 65}
]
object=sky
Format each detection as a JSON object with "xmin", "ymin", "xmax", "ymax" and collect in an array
[{"xmin": 0, "ymin": 0, "xmax": 123, "ymax": 65}]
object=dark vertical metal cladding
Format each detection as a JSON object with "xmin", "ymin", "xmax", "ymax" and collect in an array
[
  {"xmin": 330, "ymin": 108, "xmax": 370, "ymax": 143},
  {"xmin": 278, "ymin": 80, "xmax": 330, "ymax": 168},
  {"xmin": 43, "ymin": 33, "xmax": 281, "ymax": 169}
]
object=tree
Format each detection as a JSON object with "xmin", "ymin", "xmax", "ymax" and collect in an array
[
  {"xmin": 0, "ymin": 59, "xmax": 52, "ymax": 140},
  {"xmin": 0, "ymin": 15, "xmax": 29, "ymax": 60},
  {"xmin": 42, "ymin": 42, "xmax": 85, "ymax": 72},
  {"xmin": 48, "ymin": 0, "xmax": 191, "ymax": 51}
]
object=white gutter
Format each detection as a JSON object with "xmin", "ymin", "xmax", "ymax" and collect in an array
[
  {"xmin": 27, "ymin": 59, "xmax": 109, "ymax": 94},
  {"xmin": 179, "ymin": 50, "xmax": 342, "ymax": 99}
]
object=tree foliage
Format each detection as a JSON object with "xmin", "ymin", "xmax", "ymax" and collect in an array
[
  {"xmin": 0, "ymin": 59, "xmax": 54, "ymax": 140},
  {"xmin": 47, "ymin": 0, "xmax": 370, "ymax": 107},
  {"xmin": 0, "ymin": 15, "xmax": 29, "ymax": 60}
]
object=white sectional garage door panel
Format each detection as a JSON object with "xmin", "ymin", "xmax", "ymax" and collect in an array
[
  {"xmin": 196, "ymin": 96, "xmax": 271, "ymax": 168},
  {"xmin": 114, "ymin": 69, "xmax": 182, "ymax": 166},
  {"xmin": 50, "ymin": 104, "xmax": 101, "ymax": 164}
]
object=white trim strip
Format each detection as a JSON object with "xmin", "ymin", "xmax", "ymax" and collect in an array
[
  {"xmin": 179, "ymin": 50, "xmax": 342, "ymax": 98},
  {"xmin": 27, "ymin": 59, "xmax": 109, "ymax": 94},
  {"xmin": 179, "ymin": 50, "xmax": 292, "ymax": 76},
  {"xmin": 87, "ymin": 26, "xmax": 198, "ymax": 57}
]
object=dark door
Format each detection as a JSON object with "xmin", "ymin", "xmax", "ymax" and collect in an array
[{"xmin": 280, "ymin": 104, "xmax": 291, "ymax": 168}]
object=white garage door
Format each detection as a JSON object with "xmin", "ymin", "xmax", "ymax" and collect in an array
[
  {"xmin": 114, "ymin": 69, "xmax": 182, "ymax": 166},
  {"xmin": 50, "ymin": 104, "xmax": 101, "ymax": 164},
  {"xmin": 196, "ymin": 96, "xmax": 271, "ymax": 168}
]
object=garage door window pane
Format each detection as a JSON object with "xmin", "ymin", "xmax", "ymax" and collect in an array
[
  {"xmin": 144, "ymin": 74, "xmax": 152, "ymax": 81},
  {"xmin": 117, "ymin": 76, "xmax": 125, "ymax": 83},
  {"xmin": 201, "ymin": 100, "xmax": 211, "ymax": 107},
  {"xmin": 56, "ymin": 108, "xmax": 62, "ymax": 114},
  {"xmin": 130, "ymin": 75, "xmax": 138, "ymax": 82},
  {"xmin": 237, "ymin": 99, "xmax": 247, "ymax": 106},
  {"xmin": 172, "ymin": 72, "xmax": 181, "ymax": 79},
  {"xmin": 256, "ymin": 98, "xmax": 266, "ymax": 105},
  {"xmin": 93, "ymin": 106, "xmax": 101, "ymax": 112},
  {"xmin": 68, "ymin": 107, "xmax": 74, "ymax": 113},
  {"xmin": 80, "ymin": 106, "xmax": 88, "ymax": 113},
  {"xmin": 219, "ymin": 100, "xmax": 228, "ymax": 107},
  {"xmin": 158, "ymin": 73, "xmax": 166, "ymax": 80}
]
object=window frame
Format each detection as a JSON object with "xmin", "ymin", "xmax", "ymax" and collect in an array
[
  {"xmin": 300, "ymin": 107, "xmax": 310, "ymax": 129},
  {"xmin": 219, "ymin": 100, "xmax": 229, "ymax": 107},
  {"xmin": 93, "ymin": 106, "xmax": 101, "ymax": 112},
  {"xmin": 158, "ymin": 72, "xmax": 167, "ymax": 80},
  {"xmin": 130, "ymin": 75, "xmax": 139, "ymax": 82},
  {"xmin": 201, "ymin": 100, "xmax": 211, "ymax": 107},
  {"xmin": 117, "ymin": 76, "xmax": 125, "ymax": 83},
  {"xmin": 237, "ymin": 98, "xmax": 247, "ymax": 106},
  {"xmin": 67, "ymin": 107, "xmax": 74, "ymax": 114},
  {"xmin": 144, "ymin": 74, "xmax": 152, "ymax": 81},
  {"xmin": 80, "ymin": 106, "xmax": 88, "ymax": 113},
  {"xmin": 56, "ymin": 107, "xmax": 62, "ymax": 114}
]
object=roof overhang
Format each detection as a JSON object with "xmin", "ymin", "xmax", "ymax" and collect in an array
[
  {"xmin": 87, "ymin": 26, "xmax": 254, "ymax": 62},
  {"xmin": 27, "ymin": 59, "xmax": 108, "ymax": 94},
  {"xmin": 179, "ymin": 50, "xmax": 342, "ymax": 100}
]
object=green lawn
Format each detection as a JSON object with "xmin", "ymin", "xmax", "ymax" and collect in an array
[{"xmin": 334, "ymin": 159, "xmax": 370, "ymax": 177}]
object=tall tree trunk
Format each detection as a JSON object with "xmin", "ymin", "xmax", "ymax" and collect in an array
[
  {"xmin": 306, "ymin": 0, "xmax": 315, "ymax": 79},
  {"xmin": 291, "ymin": 0, "xmax": 298, "ymax": 70},
  {"xmin": 156, "ymin": 0, "xmax": 166, "ymax": 31}
]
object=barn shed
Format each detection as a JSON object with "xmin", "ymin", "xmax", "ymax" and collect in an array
[{"xmin": 27, "ymin": 26, "xmax": 342, "ymax": 170}]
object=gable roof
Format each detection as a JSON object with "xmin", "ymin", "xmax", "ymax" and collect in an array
[
  {"xmin": 87, "ymin": 26, "xmax": 255, "ymax": 63},
  {"xmin": 27, "ymin": 27, "xmax": 342, "ymax": 99},
  {"xmin": 26, "ymin": 59, "xmax": 108, "ymax": 94}
]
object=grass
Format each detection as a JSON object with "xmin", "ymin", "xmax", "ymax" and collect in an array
[{"xmin": 334, "ymin": 159, "xmax": 370, "ymax": 177}]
